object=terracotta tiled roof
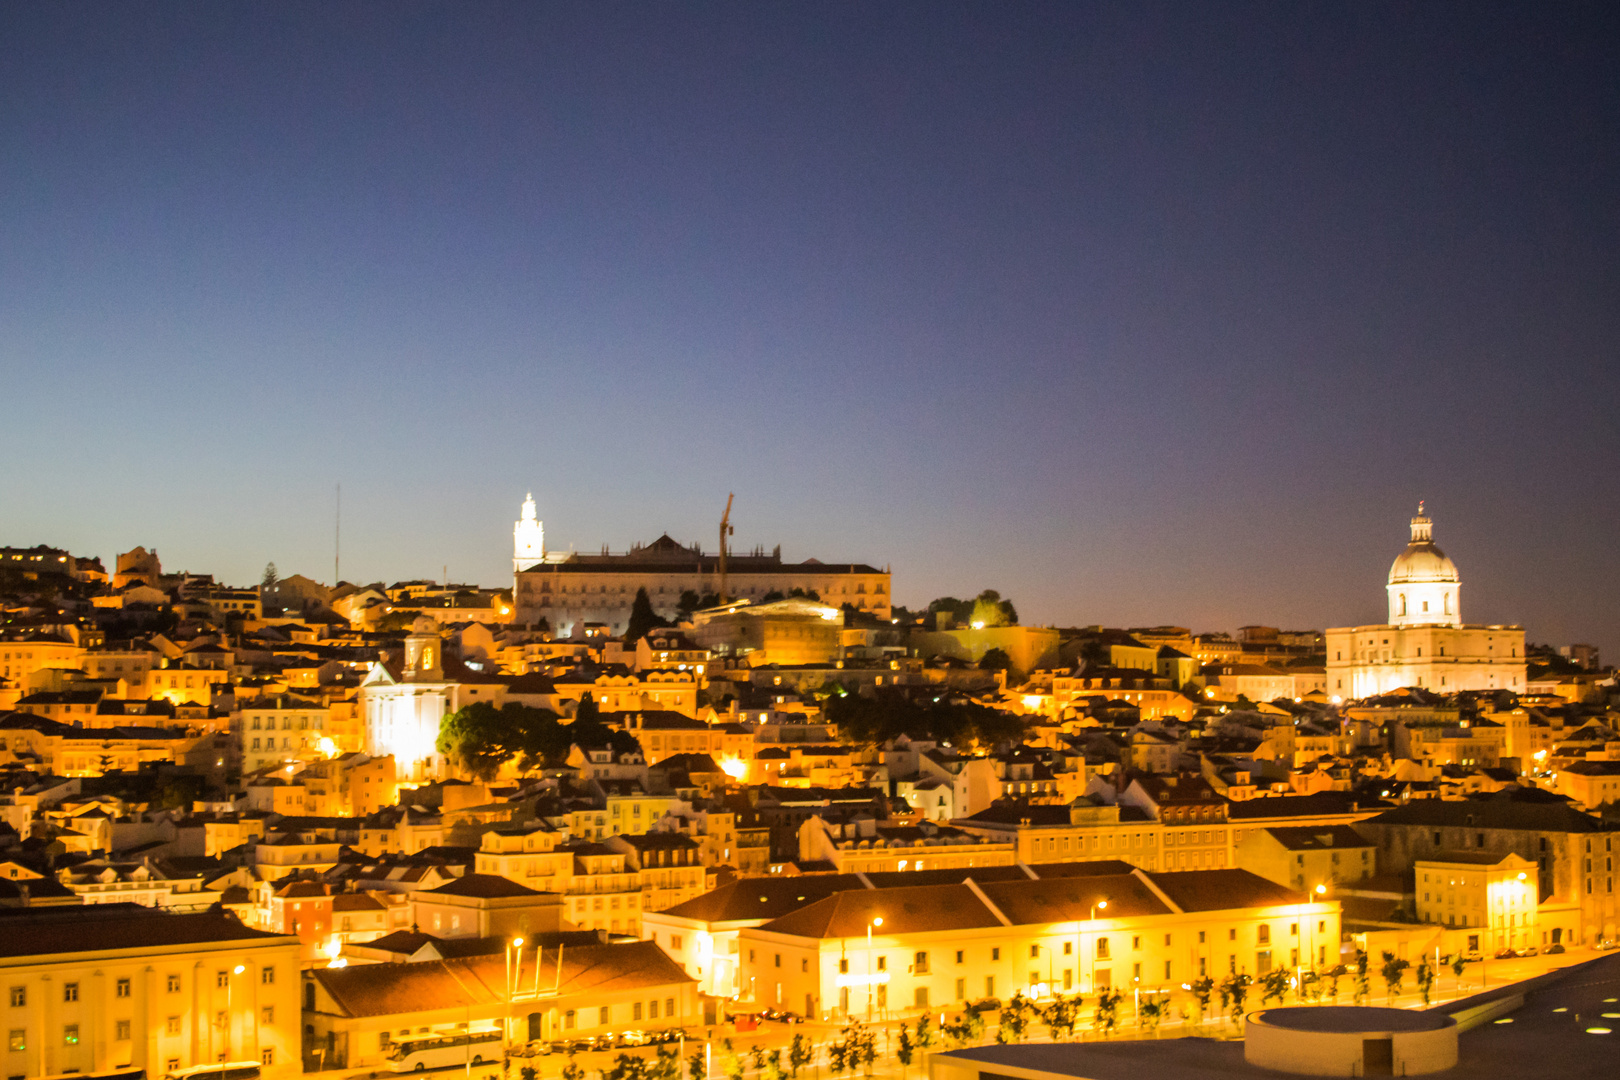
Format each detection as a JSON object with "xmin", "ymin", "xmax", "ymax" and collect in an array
[
  {"xmin": 0, "ymin": 907, "xmax": 289, "ymax": 958},
  {"xmin": 314, "ymin": 941, "xmax": 691, "ymax": 1018}
]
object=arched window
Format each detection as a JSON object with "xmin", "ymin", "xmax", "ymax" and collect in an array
[
  {"xmin": 1443, "ymin": 593, "xmax": 1451, "ymax": 615},
  {"xmin": 1399, "ymin": 594, "xmax": 1407, "ymax": 616}
]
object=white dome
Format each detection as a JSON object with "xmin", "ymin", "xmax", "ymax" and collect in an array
[
  {"xmin": 1388, "ymin": 542, "xmax": 1458, "ymax": 585},
  {"xmin": 1385, "ymin": 504, "xmax": 1460, "ymax": 626}
]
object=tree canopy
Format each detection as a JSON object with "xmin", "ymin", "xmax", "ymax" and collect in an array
[
  {"xmin": 825, "ymin": 688, "xmax": 1026, "ymax": 749},
  {"xmin": 978, "ymin": 648, "xmax": 1012, "ymax": 671},
  {"xmin": 626, "ymin": 586, "xmax": 669, "ymax": 642},
  {"xmin": 435, "ymin": 700, "xmax": 602, "ymax": 780},
  {"xmin": 927, "ymin": 590, "xmax": 1018, "ymax": 628}
]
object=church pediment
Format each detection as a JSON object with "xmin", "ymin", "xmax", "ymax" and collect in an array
[{"xmin": 360, "ymin": 661, "xmax": 399, "ymax": 688}]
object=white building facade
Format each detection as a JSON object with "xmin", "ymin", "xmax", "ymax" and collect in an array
[{"xmin": 1326, "ymin": 507, "xmax": 1525, "ymax": 700}]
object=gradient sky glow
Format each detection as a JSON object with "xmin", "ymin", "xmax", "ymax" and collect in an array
[{"xmin": 3, "ymin": 2, "xmax": 1618, "ymax": 652}]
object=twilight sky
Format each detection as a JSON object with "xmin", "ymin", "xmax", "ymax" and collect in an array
[{"xmin": 3, "ymin": 2, "xmax": 1618, "ymax": 652}]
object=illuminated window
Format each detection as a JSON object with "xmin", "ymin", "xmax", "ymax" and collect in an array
[{"xmin": 64, "ymin": 1024, "xmax": 80, "ymax": 1046}]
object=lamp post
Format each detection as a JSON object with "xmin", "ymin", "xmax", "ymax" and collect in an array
[
  {"xmin": 226, "ymin": 963, "xmax": 244, "ymax": 1060},
  {"xmin": 506, "ymin": 937, "xmax": 525, "ymax": 1057},
  {"xmin": 1301, "ymin": 886, "xmax": 1326, "ymax": 997},
  {"xmin": 1083, "ymin": 900, "xmax": 1108, "ymax": 992},
  {"xmin": 1032, "ymin": 944, "xmax": 1055, "ymax": 998},
  {"xmin": 866, "ymin": 917, "xmax": 883, "ymax": 1022}
]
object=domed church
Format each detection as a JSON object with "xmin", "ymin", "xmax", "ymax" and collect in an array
[{"xmin": 1325, "ymin": 505, "xmax": 1525, "ymax": 700}]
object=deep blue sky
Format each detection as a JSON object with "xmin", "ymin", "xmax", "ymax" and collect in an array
[{"xmin": 3, "ymin": 2, "xmax": 1617, "ymax": 651}]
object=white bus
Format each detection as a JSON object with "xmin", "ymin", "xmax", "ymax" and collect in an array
[{"xmin": 387, "ymin": 1031, "xmax": 503, "ymax": 1072}]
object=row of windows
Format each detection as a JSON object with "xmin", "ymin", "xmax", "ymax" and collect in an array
[
  {"xmin": 558, "ymin": 998, "xmax": 678, "ymax": 1030},
  {"xmin": 247, "ymin": 715, "xmax": 323, "ymax": 730},
  {"xmin": 8, "ymin": 967, "xmax": 274, "ymax": 1007},
  {"xmin": 8, "ymin": 1017, "xmax": 277, "ymax": 1051}
]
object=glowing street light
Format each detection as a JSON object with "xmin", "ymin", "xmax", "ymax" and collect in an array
[{"xmin": 867, "ymin": 917, "xmax": 883, "ymax": 1021}]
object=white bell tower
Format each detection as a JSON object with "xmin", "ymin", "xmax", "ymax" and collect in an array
[{"xmin": 514, "ymin": 492, "xmax": 545, "ymax": 573}]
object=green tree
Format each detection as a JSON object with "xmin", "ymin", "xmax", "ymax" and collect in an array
[
  {"xmin": 761, "ymin": 590, "xmax": 785, "ymax": 603},
  {"xmin": 1138, "ymin": 998, "xmax": 1163, "ymax": 1034},
  {"xmin": 1379, "ymin": 951, "xmax": 1409, "ymax": 1003},
  {"xmin": 787, "ymin": 1035, "xmax": 812, "ymax": 1079},
  {"xmin": 1093, "ymin": 989, "xmax": 1123, "ymax": 1035},
  {"xmin": 827, "ymin": 1032, "xmax": 848, "ymax": 1076},
  {"xmin": 1352, "ymin": 950, "xmax": 1371, "ymax": 1006},
  {"xmin": 787, "ymin": 588, "xmax": 821, "ymax": 601},
  {"xmin": 913, "ymin": 1015, "xmax": 934, "ymax": 1051},
  {"xmin": 436, "ymin": 700, "xmax": 569, "ymax": 780},
  {"xmin": 626, "ymin": 587, "xmax": 669, "ymax": 642},
  {"xmin": 944, "ymin": 1003, "xmax": 985, "ymax": 1048},
  {"xmin": 719, "ymin": 1040, "xmax": 742, "ymax": 1080},
  {"xmin": 969, "ymin": 590, "xmax": 1017, "ymax": 628},
  {"xmin": 677, "ymin": 590, "xmax": 703, "ymax": 618},
  {"xmin": 1415, "ymin": 959, "xmax": 1435, "ymax": 1007},
  {"xmin": 562, "ymin": 1057, "xmax": 584, "ymax": 1080},
  {"xmin": 978, "ymin": 648, "xmax": 1012, "ymax": 672},
  {"xmin": 521, "ymin": 1066, "xmax": 538, "ymax": 1080},
  {"xmin": 854, "ymin": 1026, "xmax": 876, "ymax": 1077},
  {"xmin": 575, "ymin": 691, "xmax": 601, "ymax": 726},
  {"xmin": 1260, "ymin": 968, "xmax": 1291, "ymax": 1006},
  {"xmin": 995, "ymin": 992, "xmax": 1032, "ymax": 1044},
  {"xmin": 896, "ymin": 1026, "xmax": 913, "ymax": 1076},
  {"xmin": 260, "ymin": 562, "xmax": 280, "ymax": 613},
  {"xmin": 686, "ymin": 1049, "xmax": 706, "ymax": 1080},
  {"xmin": 607, "ymin": 1053, "xmax": 648, "ymax": 1080},
  {"xmin": 1039, "ymin": 995, "xmax": 1081, "ymax": 1041},
  {"xmin": 1188, "ymin": 976, "xmax": 1214, "ymax": 1024},
  {"xmin": 761, "ymin": 1050, "xmax": 782, "ymax": 1080},
  {"xmin": 824, "ymin": 689, "xmax": 1027, "ymax": 749},
  {"xmin": 1323, "ymin": 964, "xmax": 1344, "ymax": 1003},
  {"xmin": 1219, "ymin": 973, "xmax": 1251, "ymax": 1025}
]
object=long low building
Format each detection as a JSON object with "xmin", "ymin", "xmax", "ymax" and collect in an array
[
  {"xmin": 304, "ymin": 938, "xmax": 698, "ymax": 1070},
  {"xmin": 733, "ymin": 867, "xmax": 1338, "ymax": 1021},
  {"xmin": 0, "ymin": 904, "xmax": 302, "ymax": 1080}
]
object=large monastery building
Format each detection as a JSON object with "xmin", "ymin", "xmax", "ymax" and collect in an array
[{"xmin": 510, "ymin": 495, "xmax": 890, "ymax": 634}]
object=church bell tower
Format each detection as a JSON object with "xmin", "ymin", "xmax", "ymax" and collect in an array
[{"xmin": 514, "ymin": 492, "xmax": 545, "ymax": 573}]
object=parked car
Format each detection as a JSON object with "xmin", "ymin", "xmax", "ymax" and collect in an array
[
  {"xmin": 1519, "ymin": 945, "xmax": 1539, "ymax": 957},
  {"xmin": 1546, "ymin": 943, "xmax": 1566, "ymax": 955},
  {"xmin": 756, "ymin": 1009, "xmax": 803, "ymax": 1025},
  {"xmin": 1494, "ymin": 947, "xmax": 1518, "ymax": 960},
  {"xmin": 1595, "ymin": 939, "xmax": 1618, "ymax": 952}
]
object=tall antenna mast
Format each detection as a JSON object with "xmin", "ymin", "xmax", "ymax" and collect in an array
[
  {"xmin": 334, "ymin": 482, "xmax": 341, "ymax": 584},
  {"xmin": 718, "ymin": 493, "xmax": 734, "ymax": 605}
]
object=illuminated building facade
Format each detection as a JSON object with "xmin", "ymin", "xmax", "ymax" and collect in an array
[
  {"xmin": 734, "ymin": 868, "xmax": 1338, "ymax": 1018},
  {"xmin": 0, "ymin": 906, "xmax": 301, "ymax": 1080},
  {"xmin": 359, "ymin": 619, "xmax": 464, "ymax": 781},
  {"xmin": 1416, "ymin": 851, "xmax": 1539, "ymax": 952},
  {"xmin": 512, "ymin": 517, "xmax": 891, "ymax": 635},
  {"xmin": 1326, "ymin": 507, "xmax": 1526, "ymax": 699}
]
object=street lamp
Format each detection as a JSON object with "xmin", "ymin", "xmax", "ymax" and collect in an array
[
  {"xmin": 506, "ymin": 937, "xmax": 526, "ymax": 1053},
  {"xmin": 867, "ymin": 918, "xmax": 883, "ymax": 1022},
  {"xmin": 1082, "ymin": 900, "xmax": 1107, "ymax": 992},
  {"xmin": 225, "ymin": 964, "xmax": 245, "ymax": 1059},
  {"xmin": 1032, "ymin": 944, "xmax": 1055, "ymax": 998}
]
